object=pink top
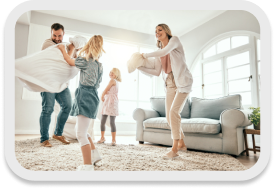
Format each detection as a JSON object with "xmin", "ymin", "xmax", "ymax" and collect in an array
[{"xmin": 160, "ymin": 53, "xmax": 172, "ymax": 74}]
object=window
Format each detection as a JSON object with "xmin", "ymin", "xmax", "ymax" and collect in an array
[
  {"xmin": 203, "ymin": 59, "xmax": 223, "ymax": 98},
  {"xmin": 226, "ymin": 51, "xmax": 252, "ymax": 106},
  {"xmin": 192, "ymin": 33, "xmax": 260, "ymax": 108},
  {"xmin": 189, "ymin": 61, "xmax": 202, "ymax": 98},
  {"xmin": 203, "ymin": 36, "xmax": 249, "ymax": 59},
  {"xmin": 63, "ymin": 33, "xmax": 156, "ymax": 122},
  {"xmin": 257, "ymin": 39, "xmax": 261, "ymax": 103}
]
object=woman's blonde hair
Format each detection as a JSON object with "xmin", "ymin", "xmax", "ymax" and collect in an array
[
  {"xmin": 156, "ymin": 24, "xmax": 173, "ymax": 48},
  {"xmin": 111, "ymin": 68, "xmax": 122, "ymax": 82},
  {"xmin": 78, "ymin": 35, "xmax": 105, "ymax": 61}
]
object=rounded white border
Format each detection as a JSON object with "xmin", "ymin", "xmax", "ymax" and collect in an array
[{"xmin": 5, "ymin": 0, "xmax": 271, "ymax": 181}]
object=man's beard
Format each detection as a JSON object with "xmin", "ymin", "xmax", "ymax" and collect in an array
[{"xmin": 52, "ymin": 39, "xmax": 62, "ymax": 44}]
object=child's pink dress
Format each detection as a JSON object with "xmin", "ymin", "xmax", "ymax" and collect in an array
[{"xmin": 101, "ymin": 80, "xmax": 119, "ymax": 116}]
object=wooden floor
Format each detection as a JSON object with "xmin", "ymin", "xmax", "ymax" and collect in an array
[{"xmin": 15, "ymin": 134, "xmax": 259, "ymax": 169}]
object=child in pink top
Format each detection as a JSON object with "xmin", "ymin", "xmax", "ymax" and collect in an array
[{"xmin": 98, "ymin": 68, "xmax": 121, "ymax": 146}]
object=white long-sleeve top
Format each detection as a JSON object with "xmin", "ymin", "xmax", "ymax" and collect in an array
[{"xmin": 138, "ymin": 36, "xmax": 193, "ymax": 93}]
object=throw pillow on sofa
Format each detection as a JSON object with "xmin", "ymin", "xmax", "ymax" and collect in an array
[
  {"xmin": 150, "ymin": 96, "xmax": 191, "ymax": 118},
  {"xmin": 190, "ymin": 95, "xmax": 243, "ymax": 120}
]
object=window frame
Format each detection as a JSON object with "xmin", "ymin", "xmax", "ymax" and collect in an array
[{"xmin": 190, "ymin": 31, "xmax": 260, "ymax": 109}]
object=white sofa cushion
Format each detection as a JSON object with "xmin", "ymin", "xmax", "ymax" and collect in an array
[{"xmin": 143, "ymin": 118, "xmax": 220, "ymax": 134}]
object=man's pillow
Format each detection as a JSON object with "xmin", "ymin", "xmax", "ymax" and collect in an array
[
  {"xmin": 69, "ymin": 35, "xmax": 87, "ymax": 49},
  {"xmin": 15, "ymin": 43, "xmax": 79, "ymax": 93}
]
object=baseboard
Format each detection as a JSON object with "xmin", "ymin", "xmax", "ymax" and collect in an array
[
  {"xmin": 93, "ymin": 131, "xmax": 136, "ymax": 136},
  {"xmin": 15, "ymin": 129, "xmax": 136, "ymax": 136},
  {"xmin": 15, "ymin": 130, "xmax": 40, "ymax": 134}
]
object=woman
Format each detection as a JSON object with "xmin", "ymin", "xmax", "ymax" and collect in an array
[{"xmin": 138, "ymin": 24, "xmax": 193, "ymax": 159}]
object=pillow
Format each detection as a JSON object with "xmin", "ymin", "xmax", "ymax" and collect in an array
[
  {"xmin": 127, "ymin": 52, "xmax": 155, "ymax": 73},
  {"xmin": 15, "ymin": 43, "xmax": 79, "ymax": 93},
  {"xmin": 69, "ymin": 35, "xmax": 87, "ymax": 49},
  {"xmin": 150, "ymin": 96, "xmax": 191, "ymax": 118},
  {"xmin": 190, "ymin": 95, "xmax": 243, "ymax": 120}
]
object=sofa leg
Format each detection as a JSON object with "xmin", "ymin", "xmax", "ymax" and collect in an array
[{"xmin": 139, "ymin": 141, "xmax": 144, "ymax": 144}]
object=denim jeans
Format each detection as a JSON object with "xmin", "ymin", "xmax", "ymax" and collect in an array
[{"xmin": 40, "ymin": 88, "xmax": 72, "ymax": 143}]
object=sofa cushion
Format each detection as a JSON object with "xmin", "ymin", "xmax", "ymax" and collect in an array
[
  {"xmin": 181, "ymin": 118, "xmax": 221, "ymax": 134},
  {"xmin": 190, "ymin": 95, "xmax": 243, "ymax": 120},
  {"xmin": 150, "ymin": 96, "xmax": 190, "ymax": 118},
  {"xmin": 143, "ymin": 117, "xmax": 171, "ymax": 130},
  {"xmin": 143, "ymin": 118, "xmax": 220, "ymax": 134}
]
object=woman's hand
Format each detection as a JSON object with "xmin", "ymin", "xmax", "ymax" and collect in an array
[{"xmin": 101, "ymin": 95, "xmax": 105, "ymax": 102}]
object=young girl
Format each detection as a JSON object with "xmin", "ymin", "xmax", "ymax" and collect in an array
[
  {"xmin": 58, "ymin": 35, "xmax": 105, "ymax": 171},
  {"xmin": 97, "ymin": 68, "xmax": 121, "ymax": 146}
]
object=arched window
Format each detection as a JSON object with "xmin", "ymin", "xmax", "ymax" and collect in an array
[{"xmin": 190, "ymin": 31, "xmax": 260, "ymax": 108}]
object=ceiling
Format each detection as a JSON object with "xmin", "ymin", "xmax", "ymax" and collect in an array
[{"xmin": 34, "ymin": 10, "xmax": 226, "ymax": 36}]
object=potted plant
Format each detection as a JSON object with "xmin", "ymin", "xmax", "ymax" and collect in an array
[{"xmin": 248, "ymin": 107, "xmax": 260, "ymax": 130}]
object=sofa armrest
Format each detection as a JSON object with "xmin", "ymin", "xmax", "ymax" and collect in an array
[
  {"xmin": 133, "ymin": 108, "xmax": 160, "ymax": 142},
  {"xmin": 220, "ymin": 109, "xmax": 252, "ymax": 128},
  {"xmin": 220, "ymin": 109, "xmax": 252, "ymax": 155},
  {"xmin": 133, "ymin": 108, "xmax": 160, "ymax": 121}
]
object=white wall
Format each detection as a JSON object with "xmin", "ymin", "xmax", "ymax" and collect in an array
[
  {"xmin": 15, "ymin": 23, "xmax": 42, "ymax": 134},
  {"xmin": 30, "ymin": 11, "xmax": 156, "ymax": 46},
  {"xmin": 179, "ymin": 10, "xmax": 260, "ymax": 67}
]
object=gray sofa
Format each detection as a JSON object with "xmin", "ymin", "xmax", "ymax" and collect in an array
[{"xmin": 133, "ymin": 95, "xmax": 252, "ymax": 156}]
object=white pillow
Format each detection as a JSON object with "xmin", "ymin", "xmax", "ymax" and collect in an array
[
  {"xmin": 15, "ymin": 43, "xmax": 79, "ymax": 93},
  {"xmin": 127, "ymin": 52, "xmax": 155, "ymax": 73},
  {"xmin": 69, "ymin": 35, "xmax": 87, "ymax": 49}
]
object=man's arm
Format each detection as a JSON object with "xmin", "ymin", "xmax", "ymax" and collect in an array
[{"xmin": 41, "ymin": 39, "xmax": 56, "ymax": 50}]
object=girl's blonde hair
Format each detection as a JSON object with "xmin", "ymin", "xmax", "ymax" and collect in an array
[
  {"xmin": 111, "ymin": 68, "xmax": 122, "ymax": 82},
  {"xmin": 156, "ymin": 24, "xmax": 173, "ymax": 48},
  {"xmin": 78, "ymin": 35, "xmax": 105, "ymax": 61}
]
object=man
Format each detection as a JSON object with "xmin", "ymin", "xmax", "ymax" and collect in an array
[{"xmin": 40, "ymin": 23, "xmax": 76, "ymax": 147}]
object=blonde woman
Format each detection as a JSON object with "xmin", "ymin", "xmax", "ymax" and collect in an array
[
  {"xmin": 138, "ymin": 24, "xmax": 193, "ymax": 159},
  {"xmin": 58, "ymin": 35, "xmax": 105, "ymax": 171},
  {"xmin": 98, "ymin": 68, "xmax": 121, "ymax": 146}
]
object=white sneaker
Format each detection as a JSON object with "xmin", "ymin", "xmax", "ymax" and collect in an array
[
  {"xmin": 77, "ymin": 164, "xmax": 94, "ymax": 171},
  {"xmin": 76, "ymin": 165, "xmax": 83, "ymax": 171},
  {"xmin": 92, "ymin": 149, "xmax": 102, "ymax": 165}
]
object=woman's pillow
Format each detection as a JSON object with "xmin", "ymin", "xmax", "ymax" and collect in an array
[{"xmin": 127, "ymin": 52, "xmax": 155, "ymax": 73}]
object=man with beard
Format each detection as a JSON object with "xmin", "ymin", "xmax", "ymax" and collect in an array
[{"xmin": 40, "ymin": 23, "xmax": 76, "ymax": 147}]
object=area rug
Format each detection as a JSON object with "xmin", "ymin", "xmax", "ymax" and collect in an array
[{"xmin": 15, "ymin": 138, "xmax": 247, "ymax": 171}]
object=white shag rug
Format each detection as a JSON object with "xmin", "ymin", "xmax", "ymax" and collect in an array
[{"xmin": 15, "ymin": 138, "xmax": 247, "ymax": 171}]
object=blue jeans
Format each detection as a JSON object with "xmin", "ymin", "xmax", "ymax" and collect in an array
[{"xmin": 40, "ymin": 88, "xmax": 72, "ymax": 143}]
